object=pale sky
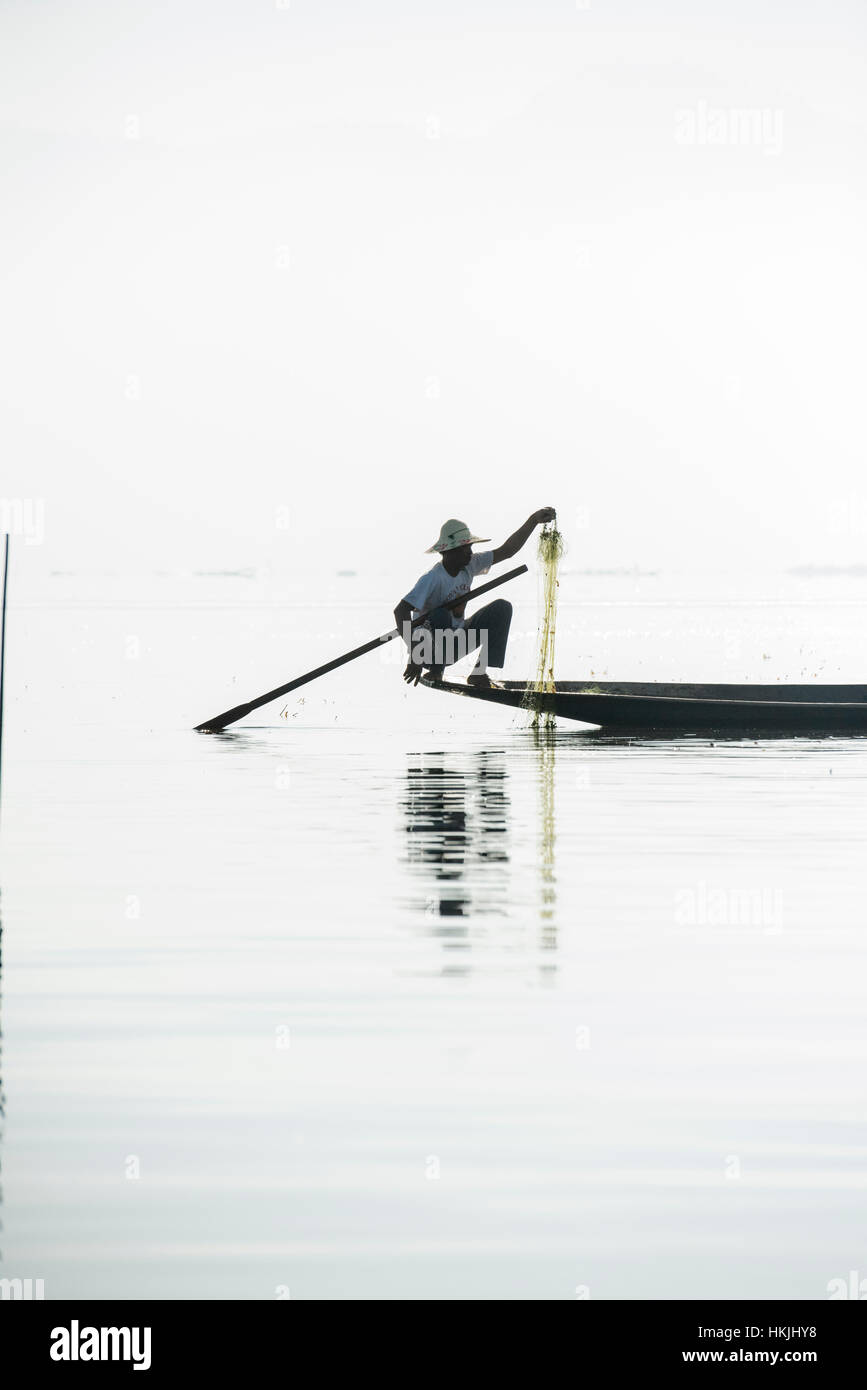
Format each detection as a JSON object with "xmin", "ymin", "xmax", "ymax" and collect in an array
[{"xmin": 2, "ymin": 0, "xmax": 866, "ymax": 579}]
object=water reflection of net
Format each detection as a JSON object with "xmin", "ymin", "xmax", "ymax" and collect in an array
[{"xmin": 523, "ymin": 525, "xmax": 564, "ymax": 729}]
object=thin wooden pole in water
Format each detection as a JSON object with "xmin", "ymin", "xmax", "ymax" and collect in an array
[
  {"xmin": 0, "ymin": 533, "xmax": 8, "ymax": 826},
  {"xmin": 195, "ymin": 563, "xmax": 528, "ymax": 732}
]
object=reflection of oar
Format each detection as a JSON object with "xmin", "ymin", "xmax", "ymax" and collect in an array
[{"xmin": 195, "ymin": 563, "xmax": 528, "ymax": 732}]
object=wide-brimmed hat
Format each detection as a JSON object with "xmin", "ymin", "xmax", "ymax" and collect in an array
[{"xmin": 425, "ymin": 518, "xmax": 491, "ymax": 554}]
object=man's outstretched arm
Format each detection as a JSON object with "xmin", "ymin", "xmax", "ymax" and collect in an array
[{"xmin": 492, "ymin": 507, "xmax": 556, "ymax": 565}]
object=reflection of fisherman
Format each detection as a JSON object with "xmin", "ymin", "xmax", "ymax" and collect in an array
[
  {"xmin": 403, "ymin": 753, "xmax": 510, "ymax": 926},
  {"xmin": 406, "ymin": 760, "xmax": 470, "ymax": 918},
  {"xmin": 394, "ymin": 510, "xmax": 555, "ymax": 688}
]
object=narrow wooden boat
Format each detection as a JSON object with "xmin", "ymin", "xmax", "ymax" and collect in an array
[{"xmin": 420, "ymin": 678, "xmax": 867, "ymax": 733}]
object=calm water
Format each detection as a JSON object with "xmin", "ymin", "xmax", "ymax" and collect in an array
[{"xmin": 2, "ymin": 569, "xmax": 866, "ymax": 1299}]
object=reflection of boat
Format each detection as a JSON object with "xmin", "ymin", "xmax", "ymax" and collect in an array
[{"xmin": 420, "ymin": 678, "xmax": 867, "ymax": 733}]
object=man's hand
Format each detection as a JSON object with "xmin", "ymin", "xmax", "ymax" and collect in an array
[
  {"xmin": 492, "ymin": 507, "xmax": 557, "ymax": 564},
  {"xmin": 403, "ymin": 660, "xmax": 424, "ymax": 686}
]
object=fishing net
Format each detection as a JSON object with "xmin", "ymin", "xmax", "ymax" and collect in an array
[{"xmin": 522, "ymin": 524, "xmax": 565, "ymax": 728}]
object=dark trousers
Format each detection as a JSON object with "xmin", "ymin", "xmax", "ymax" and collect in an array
[{"xmin": 423, "ymin": 599, "xmax": 512, "ymax": 672}]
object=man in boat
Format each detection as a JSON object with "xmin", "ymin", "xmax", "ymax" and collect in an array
[{"xmin": 395, "ymin": 509, "xmax": 555, "ymax": 687}]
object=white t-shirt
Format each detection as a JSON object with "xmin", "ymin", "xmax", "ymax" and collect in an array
[{"xmin": 403, "ymin": 550, "xmax": 494, "ymax": 628}]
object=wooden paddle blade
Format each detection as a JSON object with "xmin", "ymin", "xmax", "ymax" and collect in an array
[{"xmin": 195, "ymin": 702, "xmax": 253, "ymax": 733}]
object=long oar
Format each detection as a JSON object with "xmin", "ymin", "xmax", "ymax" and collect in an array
[{"xmin": 195, "ymin": 563, "xmax": 528, "ymax": 731}]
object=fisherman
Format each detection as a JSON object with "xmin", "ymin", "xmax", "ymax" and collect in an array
[{"xmin": 395, "ymin": 509, "xmax": 556, "ymax": 687}]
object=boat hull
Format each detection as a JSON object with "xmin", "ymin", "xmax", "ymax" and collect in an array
[{"xmin": 421, "ymin": 679, "xmax": 867, "ymax": 733}]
